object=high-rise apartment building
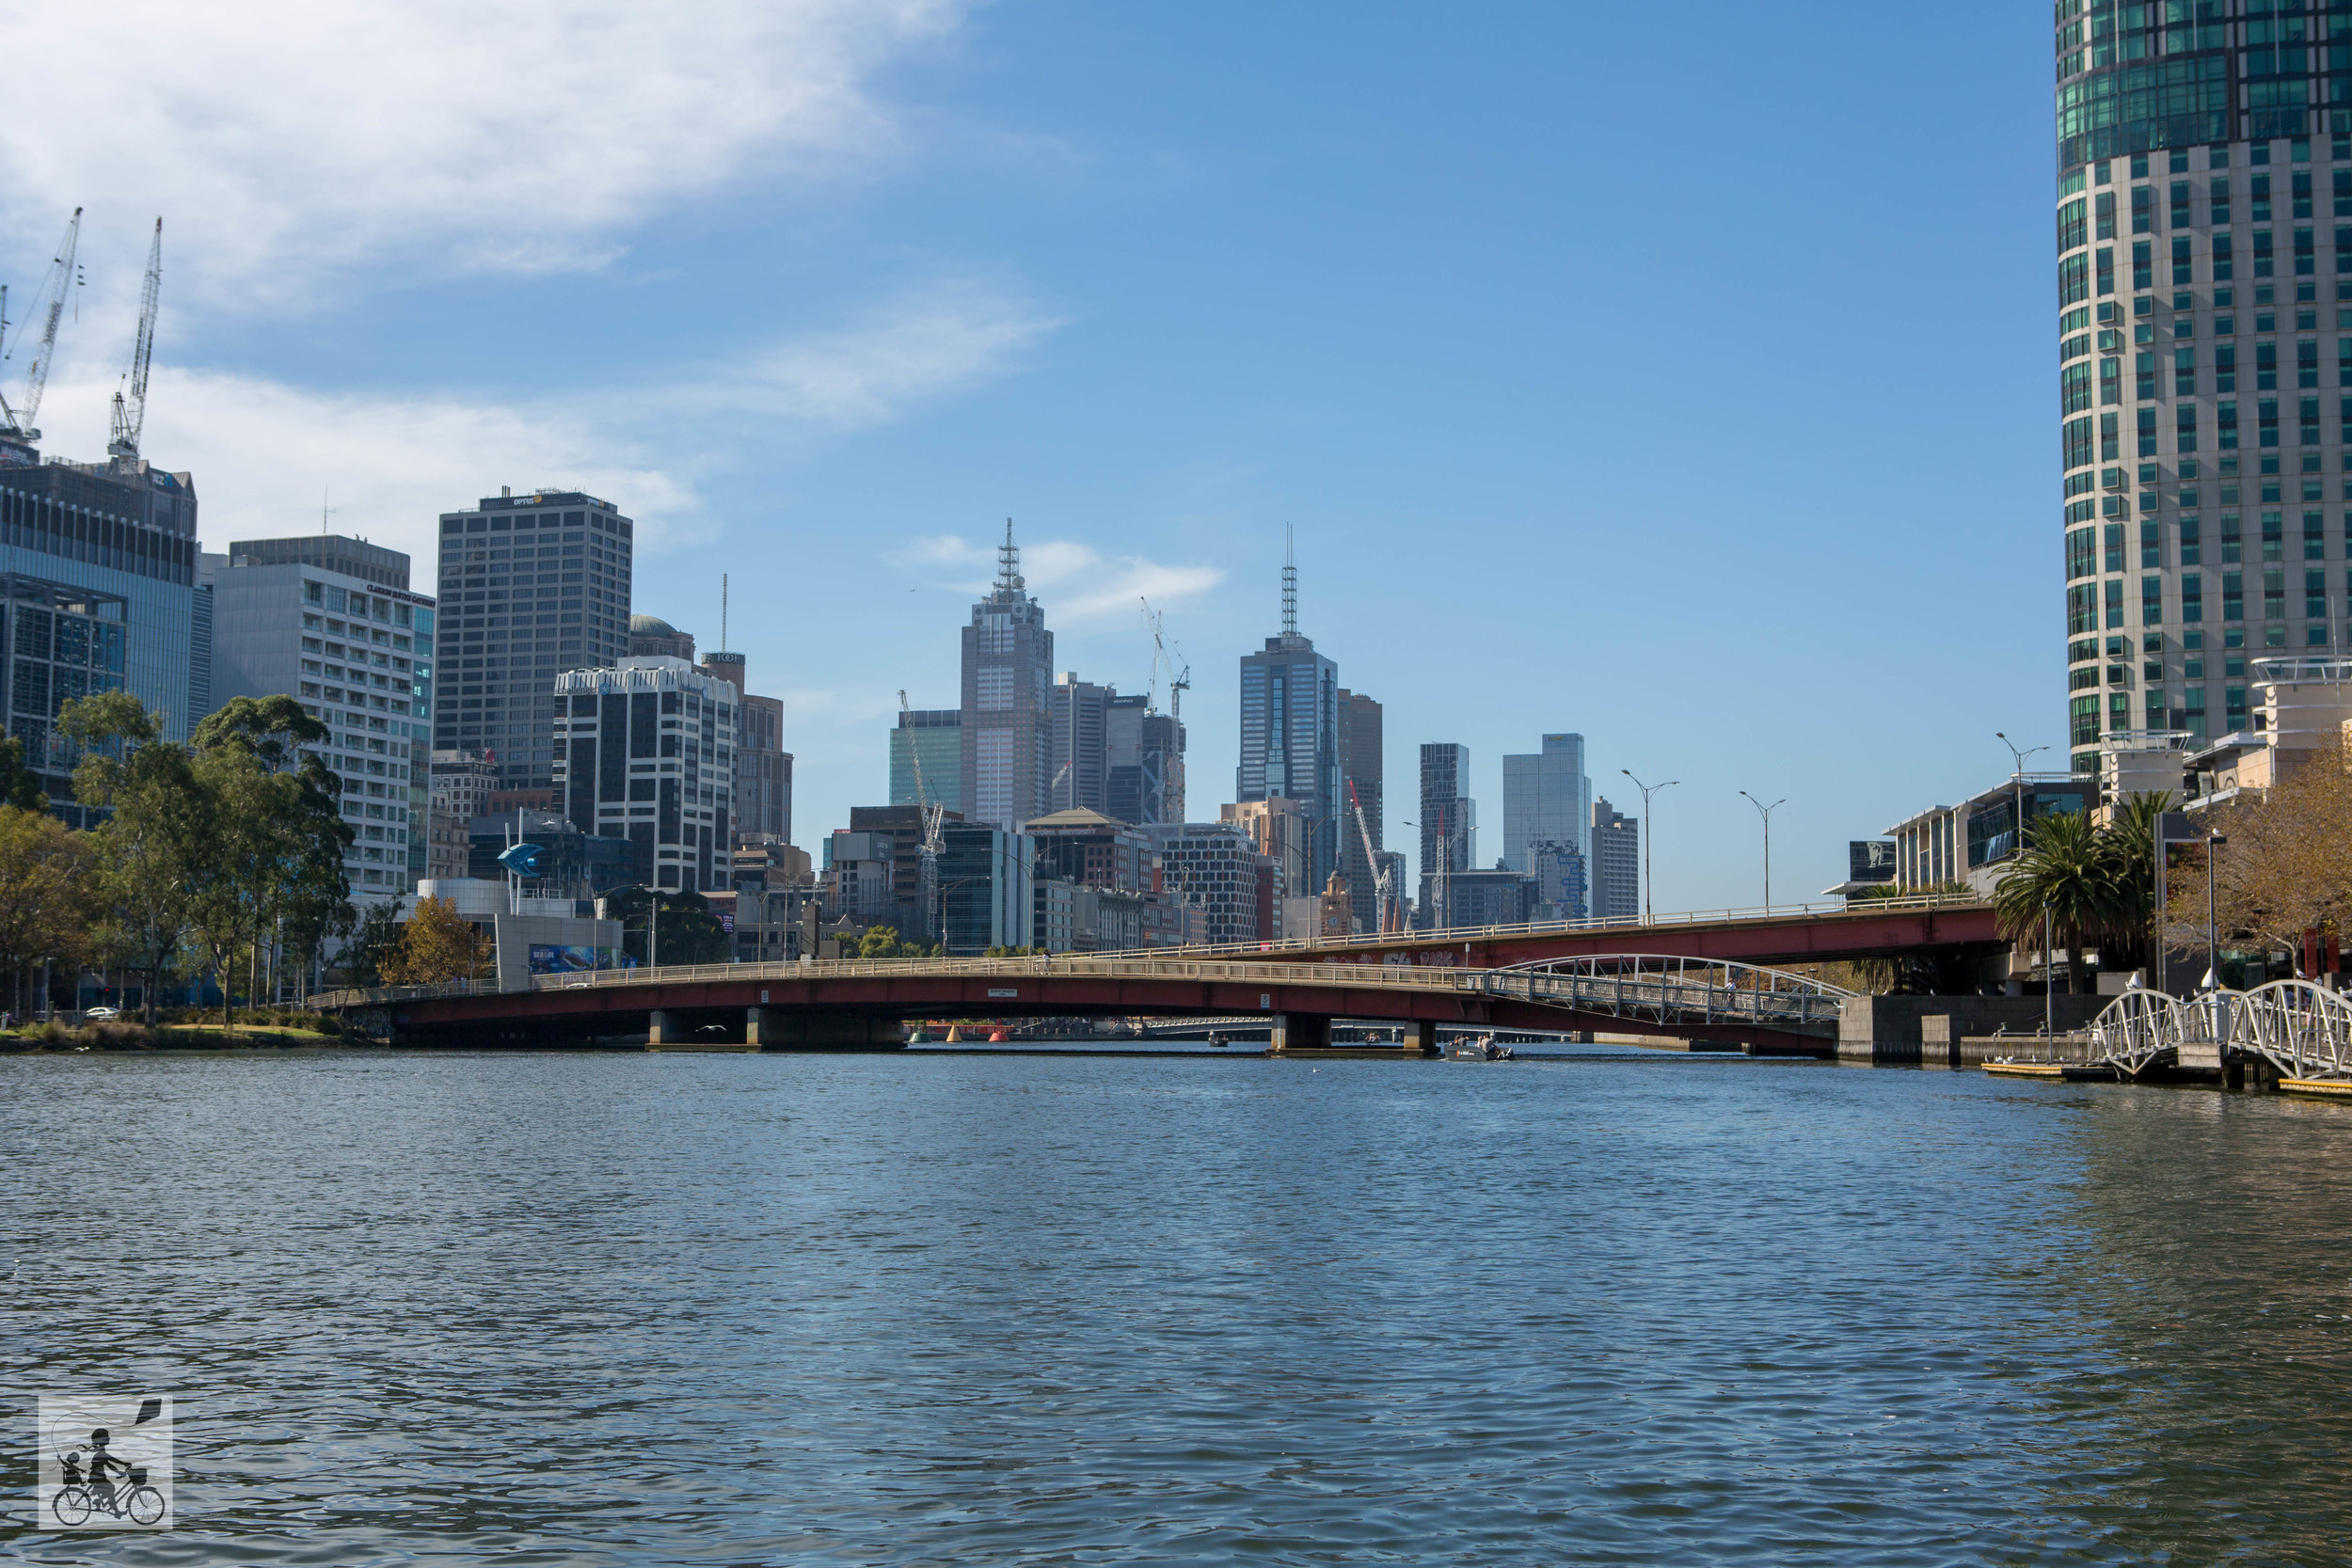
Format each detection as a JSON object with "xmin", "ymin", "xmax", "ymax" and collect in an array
[
  {"xmin": 550, "ymin": 656, "xmax": 735, "ymax": 893},
  {"xmin": 891, "ymin": 708, "xmax": 962, "ymax": 814},
  {"xmin": 2053, "ymin": 19, "xmax": 2352, "ymax": 770},
  {"xmin": 433, "ymin": 489, "xmax": 633, "ymax": 788},
  {"xmin": 1417, "ymin": 742, "xmax": 1475, "ymax": 880},
  {"xmin": 207, "ymin": 536, "xmax": 436, "ymax": 898},
  {"xmin": 1590, "ymin": 796, "xmax": 1640, "ymax": 920},
  {"xmin": 960, "ymin": 525, "xmax": 1054, "ymax": 831},
  {"xmin": 1502, "ymin": 733, "xmax": 1592, "ymax": 874},
  {"xmin": 1336, "ymin": 689, "xmax": 1382, "ymax": 933},
  {"xmin": 1142, "ymin": 822, "xmax": 1275, "ymax": 946},
  {"xmin": 0, "ymin": 439, "xmax": 203, "ymax": 813},
  {"xmin": 1237, "ymin": 548, "xmax": 1340, "ymax": 896}
]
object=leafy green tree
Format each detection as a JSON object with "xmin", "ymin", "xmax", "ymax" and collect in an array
[
  {"xmin": 1994, "ymin": 810, "xmax": 2121, "ymax": 994},
  {"xmin": 61, "ymin": 691, "xmax": 200, "ymax": 1024},
  {"xmin": 606, "ymin": 886, "xmax": 731, "ymax": 967},
  {"xmin": 0, "ymin": 806, "xmax": 97, "ymax": 1022},
  {"xmin": 0, "ymin": 734, "xmax": 46, "ymax": 813},
  {"xmin": 183, "ymin": 696, "xmax": 351, "ymax": 1026},
  {"xmin": 342, "ymin": 900, "xmax": 407, "ymax": 988}
]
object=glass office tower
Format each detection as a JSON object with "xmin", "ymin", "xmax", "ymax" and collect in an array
[{"xmin": 2056, "ymin": 5, "xmax": 2352, "ymax": 773}]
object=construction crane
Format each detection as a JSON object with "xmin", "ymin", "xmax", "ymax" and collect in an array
[
  {"xmin": 898, "ymin": 690, "xmax": 946, "ymax": 941},
  {"xmin": 108, "ymin": 218, "xmax": 162, "ymax": 460},
  {"xmin": 1, "ymin": 207, "xmax": 84, "ymax": 443},
  {"xmin": 1347, "ymin": 779, "xmax": 1398, "ymax": 935},
  {"xmin": 1138, "ymin": 597, "xmax": 1191, "ymax": 721}
]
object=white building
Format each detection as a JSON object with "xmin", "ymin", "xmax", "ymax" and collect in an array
[
  {"xmin": 550, "ymin": 656, "xmax": 736, "ymax": 893},
  {"xmin": 204, "ymin": 536, "xmax": 436, "ymax": 902}
]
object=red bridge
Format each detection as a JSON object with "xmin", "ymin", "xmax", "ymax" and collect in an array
[{"xmin": 315, "ymin": 895, "xmax": 1998, "ymax": 1057}]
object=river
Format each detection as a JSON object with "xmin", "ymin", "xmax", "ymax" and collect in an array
[{"xmin": 7, "ymin": 1047, "xmax": 2351, "ymax": 1563}]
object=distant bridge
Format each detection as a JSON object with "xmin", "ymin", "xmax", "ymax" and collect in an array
[{"xmin": 314, "ymin": 951, "xmax": 1858, "ymax": 1055}]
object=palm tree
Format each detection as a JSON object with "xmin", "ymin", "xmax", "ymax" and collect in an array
[
  {"xmin": 1994, "ymin": 810, "xmax": 2122, "ymax": 993},
  {"xmin": 2096, "ymin": 790, "xmax": 2175, "ymax": 972}
]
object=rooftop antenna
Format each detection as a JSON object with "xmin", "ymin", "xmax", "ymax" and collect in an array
[
  {"xmin": 720, "ymin": 573, "xmax": 729, "ymax": 650},
  {"xmin": 1281, "ymin": 524, "xmax": 1297, "ymax": 636},
  {"xmin": 996, "ymin": 518, "xmax": 1024, "ymax": 594}
]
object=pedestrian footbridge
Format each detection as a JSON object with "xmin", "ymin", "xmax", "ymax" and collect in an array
[{"xmin": 2088, "ymin": 982, "xmax": 2352, "ymax": 1084}]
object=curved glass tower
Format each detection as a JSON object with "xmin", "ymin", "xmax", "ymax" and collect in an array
[{"xmin": 2055, "ymin": 2, "xmax": 2345, "ymax": 775}]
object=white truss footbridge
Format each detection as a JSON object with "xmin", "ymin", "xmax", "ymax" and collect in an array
[{"xmin": 2088, "ymin": 981, "xmax": 2352, "ymax": 1081}]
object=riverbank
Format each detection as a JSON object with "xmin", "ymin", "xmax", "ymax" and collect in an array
[{"xmin": 0, "ymin": 1018, "xmax": 357, "ymax": 1053}]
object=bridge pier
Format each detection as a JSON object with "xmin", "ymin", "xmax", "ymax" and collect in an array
[
  {"xmin": 648, "ymin": 1008, "xmax": 675, "ymax": 1048},
  {"xmin": 1268, "ymin": 1014, "xmax": 1331, "ymax": 1053},
  {"xmin": 745, "ymin": 1007, "xmax": 905, "ymax": 1051}
]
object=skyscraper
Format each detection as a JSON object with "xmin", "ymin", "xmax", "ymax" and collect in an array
[
  {"xmin": 1417, "ymin": 742, "xmax": 1475, "ymax": 880},
  {"xmin": 1590, "ymin": 797, "xmax": 1639, "ymax": 921},
  {"xmin": 1050, "ymin": 673, "xmax": 1110, "ymax": 813},
  {"xmin": 700, "ymin": 649, "xmax": 789, "ymax": 845},
  {"xmin": 1336, "ymin": 689, "xmax": 1383, "ymax": 931},
  {"xmin": 2054, "ymin": 24, "xmax": 2344, "ymax": 770},
  {"xmin": 1237, "ymin": 539, "xmax": 1341, "ymax": 895},
  {"xmin": 433, "ymin": 489, "xmax": 634, "ymax": 788},
  {"xmin": 891, "ymin": 708, "xmax": 962, "ymax": 814},
  {"xmin": 1104, "ymin": 691, "xmax": 1184, "ymax": 826},
  {"xmin": 1502, "ymin": 733, "xmax": 1592, "ymax": 874},
  {"xmin": 961, "ymin": 523, "xmax": 1054, "ymax": 831}
]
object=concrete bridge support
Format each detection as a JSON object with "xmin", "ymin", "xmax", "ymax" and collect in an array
[
  {"xmin": 745, "ymin": 1007, "xmax": 905, "ymax": 1051},
  {"xmin": 1268, "ymin": 1014, "xmax": 1331, "ymax": 1053}
]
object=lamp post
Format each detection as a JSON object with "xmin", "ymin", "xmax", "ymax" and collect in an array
[
  {"xmin": 2203, "ymin": 832, "xmax": 2227, "ymax": 992},
  {"xmin": 1994, "ymin": 732, "xmax": 2048, "ymax": 867},
  {"xmin": 1739, "ymin": 791, "xmax": 1785, "ymax": 910},
  {"xmin": 1621, "ymin": 770, "xmax": 1679, "ymax": 926},
  {"xmin": 2042, "ymin": 899, "xmax": 2055, "ymax": 1043}
]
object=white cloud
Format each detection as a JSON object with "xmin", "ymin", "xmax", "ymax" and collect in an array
[
  {"xmin": 892, "ymin": 532, "xmax": 1224, "ymax": 625},
  {"xmin": 1, "ymin": 0, "xmax": 967, "ymax": 309},
  {"xmin": 27, "ymin": 280, "xmax": 1052, "ymax": 567}
]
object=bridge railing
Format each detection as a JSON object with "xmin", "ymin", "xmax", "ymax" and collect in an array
[
  {"xmin": 307, "ymin": 952, "xmax": 1486, "ymax": 1012},
  {"xmin": 1083, "ymin": 888, "xmax": 1992, "ymax": 962}
]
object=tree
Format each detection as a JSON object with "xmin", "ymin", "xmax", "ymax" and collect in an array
[
  {"xmin": 0, "ymin": 734, "xmax": 46, "ymax": 813},
  {"xmin": 605, "ymin": 887, "xmax": 731, "ymax": 966},
  {"xmin": 61, "ymin": 691, "xmax": 200, "ymax": 1024},
  {"xmin": 383, "ymin": 896, "xmax": 489, "ymax": 985},
  {"xmin": 2096, "ymin": 790, "xmax": 2175, "ymax": 974},
  {"xmin": 2172, "ymin": 742, "xmax": 2352, "ymax": 952},
  {"xmin": 342, "ymin": 900, "xmax": 408, "ymax": 988},
  {"xmin": 0, "ymin": 806, "xmax": 97, "ymax": 1022},
  {"xmin": 183, "ymin": 696, "xmax": 352, "ymax": 1026},
  {"xmin": 1994, "ymin": 810, "xmax": 2119, "ymax": 993}
]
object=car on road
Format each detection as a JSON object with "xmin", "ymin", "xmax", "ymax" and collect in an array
[{"xmin": 84, "ymin": 1006, "xmax": 120, "ymax": 1022}]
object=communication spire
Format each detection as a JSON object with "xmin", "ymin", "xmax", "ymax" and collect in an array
[
  {"xmin": 1281, "ymin": 524, "xmax": 1298, "ymax": 637},
  {"xmin": 109, "ymin": 217, "xmax": 163, "ymax": 460},
  {"xmin": 996, "ymin": 518, "xmax": 1024, "ymax": 594}
]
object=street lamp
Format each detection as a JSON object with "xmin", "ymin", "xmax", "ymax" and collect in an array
[
  {"xmin": 1739, "ymin": 791, "xmax": 1785, "ymax": 911},
  {"xmin": 1621, "ymin": 770, "xmax": 1679, "ymax": 926},
  {"xmin": 2042, "ymin": 898, "xmax": 2054, "ymax": 1043},
  {"xmin": 1994, "ymin": 732, "xmax": 2048, "ymax": 865},
  {"xmin": 2202, "ymin": 831, "xmax": 2227, "ymax": 992}
]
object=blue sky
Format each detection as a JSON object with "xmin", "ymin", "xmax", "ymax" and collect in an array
[{"xmin": 3, "ymin": 1, "xmax": 2058, "ymax": 910}]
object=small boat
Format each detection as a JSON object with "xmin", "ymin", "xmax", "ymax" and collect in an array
[
  {"xmin": 1449, "ymin": 1033, "xmax": 1516, "ymax": 1062},
  {"xmin": 1207, "ymin": 1030, "xmax": 1229, "ymax": 1048}
]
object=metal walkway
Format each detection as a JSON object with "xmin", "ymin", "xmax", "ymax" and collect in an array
[
  {"xmin": 2088, "ymin": 982, "xmax": 2352, "ymax": 1082},
  {"xmin": 1470, "ymin": 956, "xmax": 1852, "ymax": 1032}
]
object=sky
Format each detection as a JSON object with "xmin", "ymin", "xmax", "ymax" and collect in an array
[{"xmin": 0, "ymin": 0, "xmax": 2058, "ymax": 912}]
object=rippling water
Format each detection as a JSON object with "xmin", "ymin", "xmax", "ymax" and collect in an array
[{"xmin": 7, "ymin": 1047, "xmax": 2352, "ymax": 1563}]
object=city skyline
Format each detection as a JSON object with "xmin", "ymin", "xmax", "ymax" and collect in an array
[{"xmin": 0, "ymin": 3, "xmax": 2064, "ymax": 910}]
